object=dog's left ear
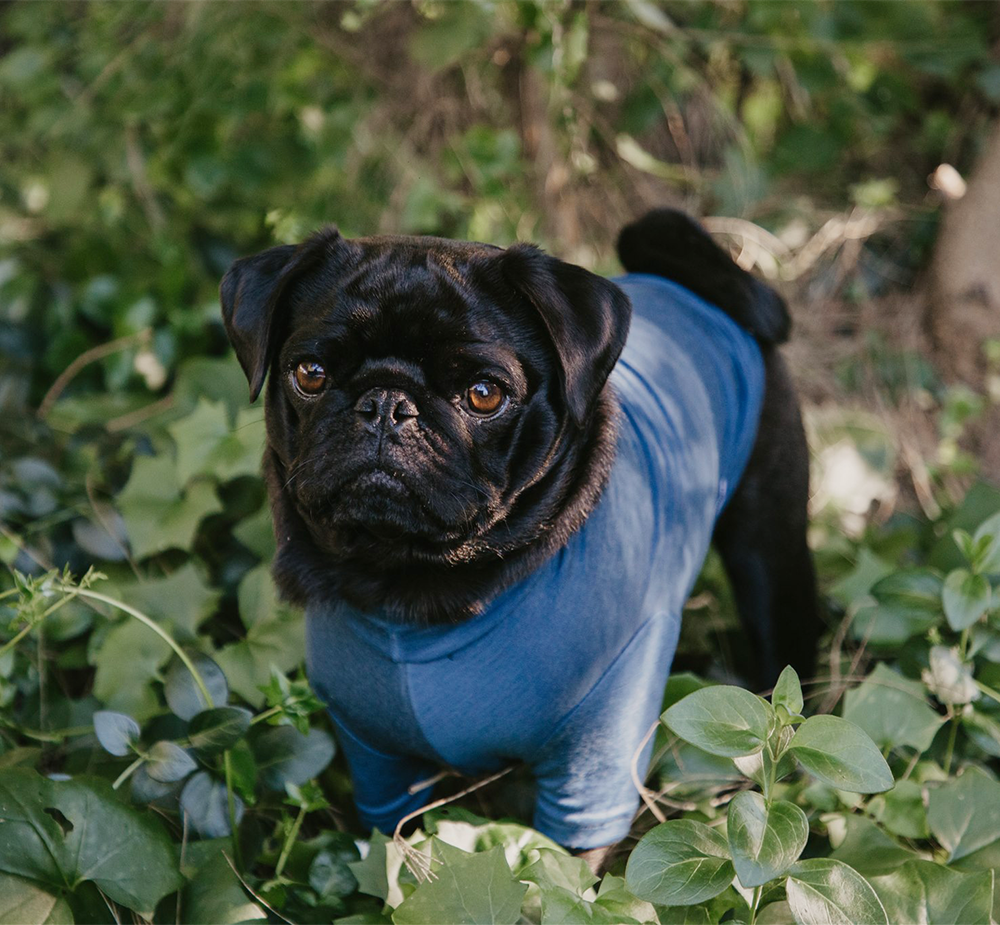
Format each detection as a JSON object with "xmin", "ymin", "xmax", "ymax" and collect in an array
[
  {"xmin": 501, "ymin": 244, "xmax": 632, "ymax": 426},
  {"xmin": 220, "ymin": 228, "xmax": 340, "ymax": 401}
]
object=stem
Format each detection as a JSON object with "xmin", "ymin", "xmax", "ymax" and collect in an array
[
  {"xmin": 0, "ymin": 624, "xmax": 33, "ymax": 661},
  {"xmin": 223, "ymin": 750, "xmax": 243, "ymax": 871},
  {"xmin": 0, "ymin": 588, "xmax": 19, "ymax": 600},
  {"xmin": 274, "ymin": 805, "xmax": 307, "ymax": 879},
  {"xmin": 113, "ymin": 755, "xmax": 146, "ymax": 790},
  {"xmin": 60, "ymin": 586, "xmax": 213, "ymax": 709},
  {"xmin": 959, "ymin": 626, "xmax": 971, "ymax": 660},
  {"xmin": 975, "ymin": 679, "xmax": 1000, "ymax": 706},
  {"xmin": 749, "ymin": 885, "xmax": 762, "ymax": 925},
  {"xmin": 249, "ymin": 706, "xmax": 282, "ymax": 726},
  {"xmin": 943, "ymin": 712, "xmax": 959, "ymax": 776}
]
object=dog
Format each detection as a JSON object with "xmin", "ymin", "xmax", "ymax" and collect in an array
[{"xmin": 220, "ymin": 209, "xmax": 817, "ymax": 860}]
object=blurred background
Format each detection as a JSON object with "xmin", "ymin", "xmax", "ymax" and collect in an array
[{"xmin": 2, "ymin": 0, "xmax": 1000, "ymax": 794}]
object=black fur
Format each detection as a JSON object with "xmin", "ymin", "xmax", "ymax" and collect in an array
[{"xmin": 220, "ymin": 232, "xmax": 628, "ymax": 622}]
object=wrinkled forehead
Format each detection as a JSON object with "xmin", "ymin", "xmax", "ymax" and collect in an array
[{"xmin": 284, "ymin": 237, "xmax": 533, "ymax": 353}]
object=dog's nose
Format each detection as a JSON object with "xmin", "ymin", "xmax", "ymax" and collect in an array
[{"xmin": 354, "ymin": 388, "xmax": 419, "ymax": 433}]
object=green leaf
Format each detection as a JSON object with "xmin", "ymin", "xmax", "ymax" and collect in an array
[
  {"xmin": 182, "ymin": 844, "xmax": 266, "ymax": 924},
  {"xmin": 927, "ymin": 766, "xmax": 1000, "ymax": 862},
  {"xmin": 785, "ymin": 859, "xmax": 888, "ymax": 925},
  {"xmin": 92, "ymin": 710, "xmax": 140, "ymax": 757},
  {"xmin": 124, "ymin": 564, "xmax": 221, "ymax": 641},
  {"xmin": 841, "ymin": 664, "xmax": 944, "ymax": 754},
  {"xmin": 188, "ymin": 707, "xmax": 252, "ymax": 757},
  {"xmin": 310, "ymin": 849, "xmax": 360, "ymax": 901},
  {"xmin": 867, "ymin": 779, "xmax": 929, "ymax": 841},
  {"xmin": 661, "ymin": 686, "xmax": 773, "ymax": 757},
  {"xmin": 116, "ymin": 456, "xmax": 221, "ymax": 560},
  {"xmin": 517, "ymin": 848, "xmax": 596, "ymax": 897},
  {"xmin": 214, "ymin": 606, "xmax": 305, "ymax": 707},
  {"xmin": 92, "ymin": 618, "xmax": 172, "ymax": 717},
  {"xmin": 537, "ymin": 886, "xmax": 640, "ymax": 924},
  {"xmin": 252, "ymin": 725, "xmax": 335, "ymax": 790},
  {"xmin": 180, "ymin": 771, "xmax": 243, "ymax": 839},
  {"xmin": 787, "ymin": 715, "xmax": 893, "ymax": 793},
  {"xmin": 0, "ymin": 770, "xmax": 181, "ymax": 916},
  {"xmin": 168, "ymin": 399, "xmax": 264, "ymax": 485},
  {"xmin": 868, "ymin": 859, "xmax": 994, "ymax": 925},
  {"xmin": 942, "ymin": 568, "xmax": 991, "ymax": 631},
  {"xmin": 727, "ymin": 792, "xmax": 808, "ymax": 888},
  {"xmin": 164, "ymin": 653, "xmax": 228, "ymax": 720},
  {"xmin": 348, "ymin": 830, "xmax": 406, "ymax": 908},
  {"xmin": 145, "ymin": 741, "xmax": 197, "ymax": 783},
  {"xmin": 828, "ymin": 815, "xmax": 919, "ymax": 875},
  {"xmin": 625, "ymin": 819, "xmax": 735, "ymax": 906},
  {"xmin": 592, "ymin": 874, "xmax": 657, "ymax": 925},
  {"xmin": 392, "ymin": 843, "xmax": 526, "ymax": 925},
  {"xmin": 771, "ymin": 666, "xmax": 804, "ymax": 717},
  {"xmin": 0, "ymin": 872, "xmax": 73, "ymax": 925},
  {"xmin": 972, "ymin": 510, "xmax": 1000, "ymax": 573}
]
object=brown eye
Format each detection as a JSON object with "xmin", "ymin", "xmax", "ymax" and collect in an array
[
  {"xmin": 293, "ymin": 360, "xmax": 327, "ymax": 395},
  {"xmin": 465, "ymin": 380, "xmax": 505, "ymax": 415}
]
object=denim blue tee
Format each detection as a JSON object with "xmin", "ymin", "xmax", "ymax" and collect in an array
[{"xmin": 306, "ymin": 274, "xmax": 765, "ymax": 849}]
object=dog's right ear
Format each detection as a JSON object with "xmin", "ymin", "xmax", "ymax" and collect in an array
[{"xmin": 220, "ymin": 228, "xmax": 339, "ymax": 401}]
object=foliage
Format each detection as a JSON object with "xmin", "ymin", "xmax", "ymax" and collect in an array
[{"xmin": 3, "ymin": 0, "xmax": 1000, "ymax": 922}]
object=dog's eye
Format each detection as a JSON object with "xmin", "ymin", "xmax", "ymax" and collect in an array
[
  {"xmin": 465, "ymin": 380, "xmax": 505, "ymax": 416},
  {"xmin": 293, "ymin": 360, "xmax": 327, "ymax": 396}
]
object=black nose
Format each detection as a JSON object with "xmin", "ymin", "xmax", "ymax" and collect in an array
[{"xmin": 354, "ymin": 388, "xmax": 419, "ymax": 434}]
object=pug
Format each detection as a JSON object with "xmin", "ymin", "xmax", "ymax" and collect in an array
[{"xmin": 220, "ymin": 209, "xmax": 817, "ymax": 861}]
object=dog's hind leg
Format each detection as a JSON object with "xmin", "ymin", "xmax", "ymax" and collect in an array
[{"xmin": 712, "ymin": 348, "xmax": 819, "ymax": 691}]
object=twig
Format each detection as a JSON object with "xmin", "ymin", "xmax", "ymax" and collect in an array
[
  {"xmin": 37, "ymin": 329, "xmax": 152, "ymax": 420},
  {"xmin": 392, "ymin": 765, "xmax": 514, "ymax": 882},
  {"xmin": 630, "ymin": 720, "xmax": 666, "ymax": 824},
  {"xmin": 106, "ymin": 395, "xmax": 175, "ymax": 433}
]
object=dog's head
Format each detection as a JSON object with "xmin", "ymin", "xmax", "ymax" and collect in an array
[{"xmin": 220, "ymin": 229, "xmax": 630, "ymax": 613}]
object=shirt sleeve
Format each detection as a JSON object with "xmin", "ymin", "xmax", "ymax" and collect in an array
[{"xmin": 528, "ymin": 610, "xmax": 682, "ymax": 850}]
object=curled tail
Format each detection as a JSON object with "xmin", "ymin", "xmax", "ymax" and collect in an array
[{"xmin": 616, "ymin": 209, "xmax": 790, "ymax": 345}]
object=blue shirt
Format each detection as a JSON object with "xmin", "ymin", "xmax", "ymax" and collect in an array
[{"xmin": 306, "ymin": 274, "xmax": 765, "ymax": 849}]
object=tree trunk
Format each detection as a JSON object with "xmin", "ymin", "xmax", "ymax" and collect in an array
[{"xmin": 929, "ymin": 121, "xmax": 1000, "ymax": 385}]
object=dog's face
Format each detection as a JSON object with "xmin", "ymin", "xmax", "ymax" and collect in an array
[{"xmin": 220, "ymin": 230, "xmax": 630, "ymax": 612}]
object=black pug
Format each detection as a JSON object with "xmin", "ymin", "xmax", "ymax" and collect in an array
[{"xmin": 220, "ymin": 209, "xmax": 817, "ymax": 863}]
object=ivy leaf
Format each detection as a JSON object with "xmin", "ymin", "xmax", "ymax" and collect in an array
[
  {"xmin": 182, "ymin": 843, "xmax": 267, "ymax": 924},
  {"xmin": 93, "ymin": 710, "xmax": 141, "ymax": 757},
  {"xmin": 625, "ymin": 819, "xmax": 735, "ymax": 906},
  {"xmin": 787, "ymin": 715, "xmax": 894, "ymax": 793},
  {"xmin": 942, "ymin": 568, "xmax": 991, "ymax": 631},
  {"xmin": 927, "ymin": 767, "xmax": 1000, "ymax": 862},
  {"xmin": 392, "ymin": 843, "xmax": 526, "ymax": 925},
  {"xmin": 251, "ymin": 725, "xmax": 335, "ymax": 791},
  {"xmin": 116, "ymin": 455, "xmax": 221, "ymax": 560},
  {"xmin": 841, "ymin": 663, "xmax": 944, "ymax": 754},
  {"xmin": 0, "ymin": 770, "xmax": 181, "ymax": 916},
  {"xmin": 348, "ymin": 830, "xmax": 407, "ymax": 908},
  {"xmin": 168, "ymin": 399, "xmax": 264, "ymax": 485},
  {"xmin": 145, "ymin": 741, "xmax": 197, "ymax": 783},
  {"xmin": 214, "ymin": 607, "xmax": 306, "ymax": 707},
  {"xmin": 727, "ymin": 791, "xmax": 808, "ymax": 888},
  {"xmin": 0, "ymin": 872, "xmax": 73, "ymax": 925},
  {"xmin": 123, "ymin": 563, "xmax": 221, "ymax": 641},
  {"xmin": 164, "ymin": 653, "xmax": 228, "ymax": 721},
  {"xmin": 180, "ymin": 771, "xmax": 243, "ymax": 839},
  {"xmin": 661, "ymin": 686, "xmax": 773, "ymax": 757},
  {"xmin": 828, "ymin": 814, "xmax": 919, "ymax": 875},
  {"xmin": 92, "ymin": 618, "xmax": 172, "ymax": 716},
  {"xmin": 868, "ymin": 859, "xmax": 994, "ymax": 925},
  {"xmin": 188, "ymin": 707, "xmax": 252, "ymax": 757},
  {"xmin": 785, "ymin": 859, "xmax": 888, "ymax": 925}
]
